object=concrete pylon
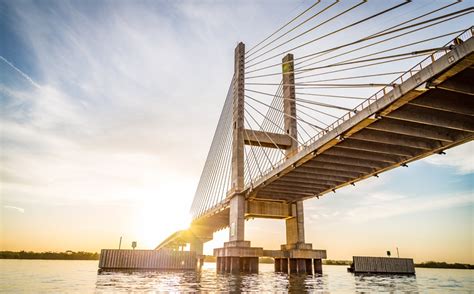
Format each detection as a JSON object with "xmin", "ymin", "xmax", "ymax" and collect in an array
[
  {"xmin": 282, "ymin": 53, "xmax": 305, "ymax": 247},
  {"xmin": 282, "ymin": 53, "xmax": 297, "ymax": 156},
  {"xmin": 214, "ymin": 42, "xmax": 263, "ymax": 273},
  {"xmin": 279, "ymin": 53, "xmax": 324, "ymax": 275},
  {"xmin": 286, "ymin": 201, "xmax": 305, "ymax": 245},
  {"xmin": 229, "ymin": 41, "xmax": 246, "ymax": 243},
  {"xmin": 190, "ymin": 240, "xmax": 203, "ymax": 256}
]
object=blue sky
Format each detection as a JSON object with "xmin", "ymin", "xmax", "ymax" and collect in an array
[{"xmin": 0, "ymin": 0, "xmax": 472, "ymax": 263}]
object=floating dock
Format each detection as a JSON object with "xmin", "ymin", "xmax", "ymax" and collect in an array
[
  {"xmin": 98, "ymin": 249, "xmax": 197, "ymax": 271},
  {"xmin": 348, "ymin": 256, "xmax": 415, "ymax": 275}
]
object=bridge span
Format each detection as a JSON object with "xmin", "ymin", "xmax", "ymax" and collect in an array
[{"xmin": 156, "ymin": 5, "xmax": 473, "ymax": 274}]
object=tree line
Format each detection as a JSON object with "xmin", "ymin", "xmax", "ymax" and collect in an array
[
  {"xmin": 0, "ymin": 251, "xmax": 99, "ymax": 260},
  {"xmin": 415, "ymin": 261, "xmax": 473, "ymax": 270}
]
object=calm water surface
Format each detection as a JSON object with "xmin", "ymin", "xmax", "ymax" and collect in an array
[{"xmin": 1, "ymin": 260, "xmax": 472, "ymax": 292}]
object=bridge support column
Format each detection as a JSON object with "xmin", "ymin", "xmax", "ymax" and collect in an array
[
  {"xmin": 214, "ymin": 42, "xmax": 263, "ymax": 273},
  {"xmin": 190, "ymin": 240, "xmax": 203, "ymax": 256},
  {"xmin": 272, "ymin": 200, "xmax": 326, "ymax": 274},
  {"xmin": 229, "ymin": 194, "xmax": 245, "ymax": 242},
  {"xmin": 282, "ymin": 258, "xmax": 289, "ymax": 272},
  {"xmin": 252, "ymin": 191, "xmax": 327, "ymax": 275},
  {"xmin": 306, "ymin": 258, "xmax": 313, "ymax": 274},
  {"xmin": 190, "ymin": 240, "xmax": 204, "ymax": 269},
  {"xmin": 273, "ymin": 257, "xmax": 322, "ymax": 274},
  {"xmin": 282, "ymin": 53, "xmax": 297, "ymax": 155},
  {"xmin": 274, "ymin": 258, "xmax": 281, "ymax": 272},
  {"xmin": 229, "ymin": 42, "xmax": 246, "ymax": 244},
  {"xmin": 286, "ymin": 258, "xmax": 316, "ymax": 274},
  {"xmin": 216, "ymin": 257, "xmax": 223, "ymax": 272},
  {"xmin": 314, "ymin": 258, "xmax": 322, "ymax": 274},
  {"xmin": 278, "ymin": 53, "xmax": 326, "ymax": 274},
  {"xmin": 297, "ymin": 259, "xmax": 306, "ymax": 273},
  {"xmin": 289, "ymin": 258, "xmax": 297, "ymax": 274},
  {"xmin": 286, "ymin": 201, "xmax": 305, "ymax": 246},
  {"xmin": 224, "ymin": 257, "xmax": 230, "ymax": 272},
  {"xmin": 216, "ymin": 256, "xmax": 259, "ymax": 274},
  {"xmin": 214, "ymin": 241, "xmax": 263, "ymax": 273}
]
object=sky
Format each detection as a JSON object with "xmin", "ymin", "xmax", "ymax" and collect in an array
[{"xmin": 0, "ymin": 0, "xmax": 472, "ymax": 264}]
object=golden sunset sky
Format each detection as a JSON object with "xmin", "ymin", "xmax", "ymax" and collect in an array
[{"xmin": 1, "ymin": 0, "xmax": 472, "ymax": 264}]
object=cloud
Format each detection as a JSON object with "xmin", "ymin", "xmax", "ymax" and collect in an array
[
  {"xmin": 0, "ymin": 56, "xmax": 41, "ymax": 89},
  {"xmin": 3, "ymin": 205, "xmax": 25, "ymax": 213},
  {"xmin": 305, "ymin": 159, "xmax": 473, "ymax": 224},
  {"xmin": 1, "ymin": 1, "xmax": 308, "ymax": 219},
  {"xmin": 424, "ymin": 142, "xmax": 474, "ymax": 175},
  {"xmin": 3, "ymin": 1, "xmax": 472, "ymax": 211},
  {"xmin": 307, "ymin": 189, "xmax": 473, "ymax": 224},
  {"xmin": 343, "ymin": 192, "xmax": 473, "ymax": 222},
  {"xmin": 0, "ymin": 1, "xmax": 242, "ymax": 208}
]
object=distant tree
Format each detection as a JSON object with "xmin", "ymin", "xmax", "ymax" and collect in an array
[
  {"xmin": 415, "ymin": 261, "xmax": 473, "ymax": 270},
  {"xmin": 0, "ymin": 251, "xmax": 100, "ymax": 260},
  {"xmin": 323, "ymin": 260, "xmax": 352, "ymax": 266}
]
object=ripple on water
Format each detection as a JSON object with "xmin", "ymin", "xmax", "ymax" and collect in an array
[{"xmin": 1, "ymin": 260, "xmax": 472, "ymax": 293}]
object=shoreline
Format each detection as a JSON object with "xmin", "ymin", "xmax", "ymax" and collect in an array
[
  {"xmin": 0, "ymin": 251, "xmax": 99, "ymax": 261},
  {"xmin": 1, "ymin": 259, "xmax": 472, "ymax": 270},
  {"xmin": 2, "ymin": 252, "xmax": 472, "ymax": 270}
]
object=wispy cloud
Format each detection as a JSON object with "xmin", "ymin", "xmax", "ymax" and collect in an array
[
  {"xmin": 3, "ymin": 205, "xmax": 25, "ymax": 213},
  {"xmin": 0, "ymin": 1, "xmax": 240, "ymax": 208},
  {"xmin": 307, "ymin": 189, "xmax": 473, "ymax": 224},
  {"xmin": 2, "ymin": 1, "xmax": 473, "ymax": 255},
  {"xmin": 0, "ymin": 1, "xmax": 303, "ymax": 249},
  {"xmin": 342, "ymin": 192, "xmax": 473, "ymax": 222},
  {"xmin": 0, "ymin": 56, "xmax": 41, "ymax": 89},
  {"xmin": 424, "ymin": 142, "xmax": 474, "ymax": 174}
]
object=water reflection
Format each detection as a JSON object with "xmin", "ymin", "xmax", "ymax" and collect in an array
[
  {"xmin": 354, "ymin": 274, "xmax": 419, "ymax": 292},
  {"xmin": 94, "ymin": 263, "xmax": 473, "ymax": 293},
  {"xmin": 2, "ymin": 260, "xmax": 472, "ymax": 293},
  {"xmin": 98, "ymin": 267, "xmax": 315, "ymax": 292},
  {"xmin": 96, "ymin": 265, "xmax": 329, "ymax": 292}
]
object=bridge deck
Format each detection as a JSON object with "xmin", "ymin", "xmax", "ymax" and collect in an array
[
  {"xmin": 251, "ymin": 39, "xmax": 473, "ymax": 202},
  {"xmin": 191, "ymin": 36, "xmax": 473, "ymax": 233}
]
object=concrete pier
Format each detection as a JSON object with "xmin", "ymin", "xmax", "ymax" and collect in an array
[
  {"xmin": 214, "ymin": 240, "xmax": 263, "ymax": 273},
  {"xmin": 267, "ymin": 244, "xmax": 326, "ymax": 275},
  {"xmin": 314, "ymin": 258, "xmax": 323, "ymax": 273},
  {"xmin": 216, "ymin": 256, "xmax": 259, "ymax": 274},
  {"xmin": 267, "ymin": 199, "xmax": 327, "ymax": 274},
  {"xmin": 274, "ymin": 258, "xmax": 321, "ymax": 274}
]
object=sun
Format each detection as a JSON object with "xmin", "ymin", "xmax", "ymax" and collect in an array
[{"xmin": 133, "ymin": 185, "xmax": 193, "ymax": 249}]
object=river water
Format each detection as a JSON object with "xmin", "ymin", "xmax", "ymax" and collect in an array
[{"xmin": 0, "ymin": 260, "xmax": 472, "ymax": 292}]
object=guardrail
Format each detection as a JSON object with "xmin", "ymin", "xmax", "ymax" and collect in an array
[
  {"xmin": 196, "ymin": 27, "xmax": 473, "ymax": 220},
  {"xmin": 250, "ymin": 26, "xmax": 473, "ymax": 190}
]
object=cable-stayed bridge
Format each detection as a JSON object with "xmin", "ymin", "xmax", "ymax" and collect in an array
[{"xmin": 156, "ymin": 1, "xmax": 474, "ymax": 274}]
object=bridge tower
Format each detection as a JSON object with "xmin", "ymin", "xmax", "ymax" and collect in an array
[
  {"xmin": 214, "ymin": 42, "xmax": 263, "ymax": 274},
  {"xmin": 156, "ymin": 26, "xmax": 473, "ymax": 276},
  {"xmin": 214, "ymin": 44, "xmax": 326, "ymax": 274},
  {"xmin": 273, "ymin": 53, "xmax": 324, "ymax": 274}
]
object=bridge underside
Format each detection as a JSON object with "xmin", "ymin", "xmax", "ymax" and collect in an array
[
  {"xmin": 191, "ymin": 39, "xmax": 473, "ymax": 234},
  {"xmin": 156, "ymin": 33, "xmax": 473, "ymax": 275},
  {"xmin": 254, "ymin": 69, "xmax": 474, "ymax": 202}
]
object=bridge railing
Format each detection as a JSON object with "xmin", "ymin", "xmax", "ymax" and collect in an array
[{"xmin": 249, "ymin": 27, "xmax": 473, "ymax": 191}]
